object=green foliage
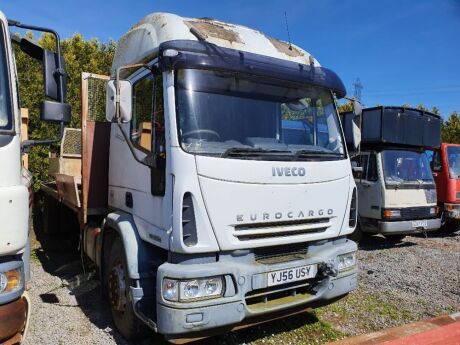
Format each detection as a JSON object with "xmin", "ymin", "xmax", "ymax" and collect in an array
[
  {"xmin": 337, "ymin": 101, "xmax": 353, "ymax": 113},
  {"xmin": 15, "ymin": 33, "xmax": 115, "ymax": 189},
  {"xmin": 441, "ymin": 111, "xmax": 460, "ymax": 144}
]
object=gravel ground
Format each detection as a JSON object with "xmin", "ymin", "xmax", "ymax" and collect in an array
[{"xmin": 23, "ymin": 226, "xmax": 460, "ymax": 345}]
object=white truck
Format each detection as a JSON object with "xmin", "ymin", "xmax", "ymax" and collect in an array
[
  {"xmin": 42, "ymin": 13, "xmax": 361, "ymax": 342},
  {"xmin": 343, "ymin": 106, "xmax": 441, "ymax": 242},
  {"xmin": 0, "ymin": 11, "xmax": 70, "ymax": 344}
]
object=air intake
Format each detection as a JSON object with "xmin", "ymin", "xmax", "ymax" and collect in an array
[
  {"xmin": 349, "ymin": 188, "xmax": 357, "ymax": 228},
  {"xmin": 182, "ymin": 193, "xmax": 198, "ymax": 246}
]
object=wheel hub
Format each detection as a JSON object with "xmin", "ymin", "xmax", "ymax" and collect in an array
[{"xmin": 108, "ymin": 263, "xmax": 127, "ymax": 312}]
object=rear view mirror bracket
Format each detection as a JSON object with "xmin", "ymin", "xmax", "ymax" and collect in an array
[{"xmin": 9, "ymin": 19, "xmax": 71, "ymax": 150}]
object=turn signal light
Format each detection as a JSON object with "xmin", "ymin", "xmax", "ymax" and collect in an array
[
  {"xmin": 383, "ymin": 209, "xmax": 401, "ymax": 218},
  {"xmin": 0, "ymin": 268, "xmax": 22, "ymax": 294}
]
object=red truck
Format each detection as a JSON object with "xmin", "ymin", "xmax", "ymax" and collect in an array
[{"xmin": 431, "ymin": 143, "xmax": 460, "ymax": 230}]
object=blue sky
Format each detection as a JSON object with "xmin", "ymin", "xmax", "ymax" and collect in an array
[{"xmin": 3, "ymin": 0, "xmax": 460, "ymax": 119}]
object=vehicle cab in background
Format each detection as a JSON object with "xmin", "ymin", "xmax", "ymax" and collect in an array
[
  {"xmin": 431, "ymin": 143, "xmax": 460, "ymax": 229},
  {"xmin": 342, "ymin": 106, "xmax": 442, "ymax": 241}
]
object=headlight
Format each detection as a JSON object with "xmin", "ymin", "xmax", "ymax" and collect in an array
[
  {"xmin": 338, "ymin": 252, "xmax": 356, "ymax": 271},
  {"xmin": 383, "ymin": 209, "xmax": 401, "ymax": 218},
  {"xmin": 162, "ymin": 279, "xmax": 178, "ymax": 301},
  {"xmin": 163, "ymin": 276, "xmax": 224, "ymax": 302},
  {"xmin": 429, "ymin": 207, "xmax": 438, "ymax": 215},
  {"xmin": 0, "ymin": 268, "xmax": 22, "ymax": 294}
]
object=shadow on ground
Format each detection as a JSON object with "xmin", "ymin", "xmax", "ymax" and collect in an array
[{"xmin": 357, "ymin": 234, "xmax": 416, "ymax": 251}]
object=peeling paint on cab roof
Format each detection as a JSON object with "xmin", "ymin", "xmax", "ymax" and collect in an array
[{"xmin": 112, "ymin": 12, "xmax": 320, "ymax": 74}]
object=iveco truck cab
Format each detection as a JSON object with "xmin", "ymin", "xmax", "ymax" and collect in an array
[
  {"xmin": 431, "ymin": 143, "xmax": 460, "ymax": 230},
  {"xmin": 343, "ymin": 106, "xmax": 441, "ymax": 242},
  {"xmin": 0, "ymin": 11, "xmax": 70, "ymax": 344},
  {"xmin": 42, "ymin": 13, "xmax": 361, "ymax": 342}
]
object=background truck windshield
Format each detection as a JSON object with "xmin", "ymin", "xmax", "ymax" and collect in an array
[
  {"xmin": 382, "ymin": 150, "xmax": 434, "ymax": 185},
  {"xmin": 447, "ymin": 146, "xmax": 460, "ymax": 179},
  {"xmin": 175, "ymin": 69, "xmax": 345, "ymax": 160},
  {"xmin": 0, "ymin": 26, "xmax": 11, "ymax": 130}
]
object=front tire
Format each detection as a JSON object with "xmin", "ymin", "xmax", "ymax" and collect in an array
[{"xmin": 106, "ymin": 238, "xmax": 148, "ymax": 340}]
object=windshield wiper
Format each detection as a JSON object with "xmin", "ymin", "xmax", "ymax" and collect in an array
[
  {"xmin": 221, "ymin": 147, "xmax": 290, "ymax": 158},
  {"xmin": 294, "ymin": 149, "xmax": 343, "ymax": 160}
]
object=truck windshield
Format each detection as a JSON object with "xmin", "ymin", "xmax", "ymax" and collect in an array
[
  {"xmin": 175, "ymin": 69, "xmax": 345, "ymax": 160},
  {"xmin": 382, "ymin": 150, "xmax": 434, "ymax": 185},
  {"xmin": 447, "ymin": 146, "xmax": 460, "ymax": 179},
  {"xmin": 0, "ymin": 26, "xmax": 11, "ymax": 131}
]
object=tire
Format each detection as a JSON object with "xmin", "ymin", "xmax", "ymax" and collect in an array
[
  {"xmin": 384, "ymin": 234, "xmax": 406, "ymax": 242},
  {"xmin": 106, "ymin": 238, "xmax": 148, "ymax": 340},
  {"xmin": 442, "ymin": 219, "xmax": 460, "ymax": 234}
]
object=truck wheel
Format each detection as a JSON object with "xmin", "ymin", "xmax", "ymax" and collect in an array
[
  {"xmin": 106, "ymin": 238, "xmax": 148, "ymax": 340},
  {"xmin": 384, "ymin": 234, "xmax": 406, "ymax": 242},
  {"xmin": 442, "ymin": 219, "xmax": 460, "ymax": 233}
]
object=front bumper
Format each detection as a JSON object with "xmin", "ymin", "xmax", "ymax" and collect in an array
[
  {"xmin": 153, "ymin": 238, "xmax": 357, "ymax": 339},
  {"xmin": 0, "ymin": 258, "xmax": 27, "ymax": 344},
  {"xmin": 443, "ymin": 203, "xmax": 460, "ymax": 220},
  {"xmin": 0, "ymin": 297, "xmax": 27, "ymax": 344},
  {"xmin": 378, "ymin": 218, "xmax": 441, "ymax": 235}
]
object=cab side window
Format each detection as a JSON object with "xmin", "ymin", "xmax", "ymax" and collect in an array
[
  {"xmin": 131, "ymin": 75, "xmax": 154, "ymax": 152},
  {"xmin": 430, "ymin": 150, "xmax": 442, "ymax": 172},
  {"xmin": 361, "ymin": 154, "xmax": 369, "ymax": 180},
  {"xmin": 367, "ymin": 154, "xmax": 378, "ymax": 181}
]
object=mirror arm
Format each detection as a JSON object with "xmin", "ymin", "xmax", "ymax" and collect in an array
[
  {"xmin": 20, "ymin": 122, "xmax": 65, "ymax": 153},
  {"xmin": 115, "ymin": 121, "xmax": 155, "ymax": 168},
  {"xmin": 113, "ymin": 63, "xmax": 157, "ymax": 167},
  {"xmin": 8, "ymin": 19, "xmax": 66, "ymax": 103}
]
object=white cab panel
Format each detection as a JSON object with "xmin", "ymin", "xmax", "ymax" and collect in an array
[
  {"xmin": 0, "ymin": 185, "xmax": 28, "ymax": 255},
  {"xmin": 198, "ymin": 171, "xmax": 351, "ymax": 250}
]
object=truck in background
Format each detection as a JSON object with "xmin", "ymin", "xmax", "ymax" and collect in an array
[
  {"xmin": 430, "ymin": 143, "xmax": 460, "ymax": 231},
  {"xmin": 41, "ymin": 13, "xmax": 362, "ymax": 342},
  {"xmin": 342, "ymin": 106, "xmax": 442, "ymax": 242},
  {"xmin": 0, "ymin": 11, "xmax": 70, "ymax": 344}
]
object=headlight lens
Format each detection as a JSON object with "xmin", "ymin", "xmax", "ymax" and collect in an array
[
  {"xmin": 163, "ymin": 278, "xmax": 178, "ymax": 301},
  {"xmin": 0, "ymin": 269, "xmax": 22, "ymax": 294},
  {"xmin": 338, "ymin": 252, "xmax": 357, "ymax": 271},
  {"xmin": 383, "ymin": 209, "xmax": 401, "ymax": 218},
  {"xmin": 430, "ymin": 207, "xmax": 438, "ymax": 215},
  {"xmin": 163, "ymin": 276, "xmax": 224, "ymax": 302}
]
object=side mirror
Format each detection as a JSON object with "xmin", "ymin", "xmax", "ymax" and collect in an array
[
  {"xmin": 15, "ymin": 37, "xmax": 66, "ymax": 101},
  {"xmin": 351, "ymin": 100, "xmax": 362, "ymax": 150},
  {"xmin": 40, "ymin": 100, "xmax": 71, "ymax": 124},
  {"xmin": 106, "ymin": 80, "xmax": 132, "ymax": 123}
]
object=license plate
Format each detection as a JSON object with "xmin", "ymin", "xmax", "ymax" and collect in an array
[
  {"xmin": 267, "ymin": 264, "xmax": 317, "ymax": 287},
  {"xmin": 412, "ymin": 220, "xmax": 428, "ymax": 228}
]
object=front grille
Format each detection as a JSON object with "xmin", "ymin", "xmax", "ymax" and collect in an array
[
  {"xmin": 457, "ymin": 192, "xmax": 460, "ymax": 200},
  {"xmin": 400, "ymin": 207, "xmax": 433, "ymax": 220},
  {"xmin": 245, "ymin": 279, "xmax": 321, "ymax": 312},
  {"xmin": 234, "ymin": 218, "xmax": 331, "ymax": 241},
  {"xmin": 254, "ymin": 243, "xmax": 307, "ymax": 265}
]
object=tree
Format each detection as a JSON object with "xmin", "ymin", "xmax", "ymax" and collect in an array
[
  {"xmin": 14, "ymin": 33, "xmax": 116, "ymax": 189},
  {"xmin": 442, "ymin": 111, "xmax": 460, "ymax": 144}
]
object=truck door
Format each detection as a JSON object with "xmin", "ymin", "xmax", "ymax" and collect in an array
[
  {"xmin": 357, "ymin": 152, "xmax": 382, "ymax": 220},
  {"xmin": 108, "ymin": 68, "xmax": 172, "ymax": 246}
]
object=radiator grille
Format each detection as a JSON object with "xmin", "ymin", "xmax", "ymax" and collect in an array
[
  {"xmin": 254, "ymin": 243, "xmax": 307, "ymax": 265},
  {"xmin": 400, "ymin": 207, "xmax": 433, "ymax": 220},
  {"xmin": 234, "ymin": 218, "xmax": 331, "ymax": 241}
]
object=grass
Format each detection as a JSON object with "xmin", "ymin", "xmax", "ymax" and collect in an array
[
  {"xmin": 30, "ymin": 248, "xmax": 41, "ymax": 263},
  {"xmin": 319, "ymin": 288, "xmax": 414, "ymax": 333}
]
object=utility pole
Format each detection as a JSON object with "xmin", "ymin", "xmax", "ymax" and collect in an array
[{"xmin": 352, "ymin": 78, "xmax": 363, "ymax": 102}]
